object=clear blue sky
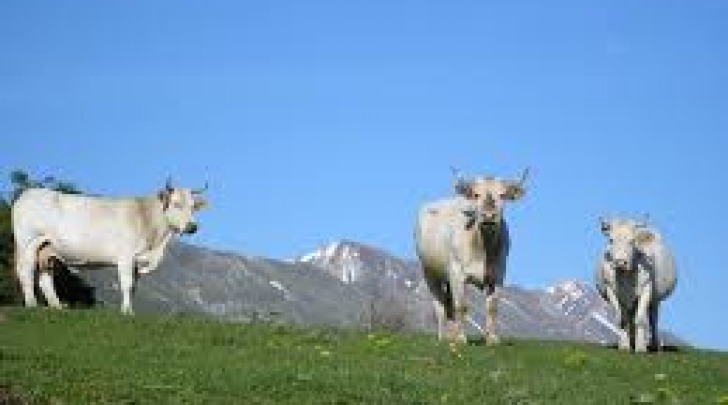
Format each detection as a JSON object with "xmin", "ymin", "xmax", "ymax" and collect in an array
[{"xmin": 2, "ymin": 1, "xmax": 727, "ymax": 350}]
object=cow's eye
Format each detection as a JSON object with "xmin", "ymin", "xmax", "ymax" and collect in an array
[{"xmin": 472, "ymin": 193, "xmax": 481, "ymax": 198}]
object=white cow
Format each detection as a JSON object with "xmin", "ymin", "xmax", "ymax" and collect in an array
[
  {"xmin": 12, "ymin": 179, "xmax": 207, "ymax": 314},
  {"xmin": 595, "ymin": 218, "xmax": 677, "ymax": 352},
  {"xmin": 415, "ymin": 169, "xmax": 528, "ymax": 344}
]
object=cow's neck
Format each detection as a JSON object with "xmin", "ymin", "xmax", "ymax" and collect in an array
[
  {"xmin": 460, "ymin": 220, "xmax": 503, "ymax": 288},
  {"xmin": 137, "ymin": 196, "xmax": 175, "ymax": 252},
  {"xmin": 479, "ymin": 220, "xmax": 504, "ymax": 260},
  {"xmin": 136, "ymin": 231, "xmax": 173, "ymax": 274},
  {"xmin": 464, "ymin": 219, "xmax": 503, "ymax": 260}
]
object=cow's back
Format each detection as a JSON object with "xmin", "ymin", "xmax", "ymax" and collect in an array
[
  {"xmin": 14, "ymin": 188, "xmax": 123, "ymax": 231},
  {"xmin": 12, "ymin": 188, "xmax": 150, "ymax": 263}
]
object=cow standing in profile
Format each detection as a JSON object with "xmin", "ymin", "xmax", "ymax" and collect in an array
[
  {"xmin": 12, "ymin": 179, "xmax": 208, "ymax": 315},
  {"xmin": 415, "ymin": 169, "xmax": 528, "ymax": 344},
  {"xmin": 595, "ymin": 218, "xmax": 677, "ymax": 353}
]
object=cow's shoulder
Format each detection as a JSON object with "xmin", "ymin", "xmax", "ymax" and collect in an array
[
  {"xmin": 15, "ymin": 187, "xmax": 55, "ymax": 200},
  {"xmin": 12, "ymin": 188, "xmax": 62, "ymax": 210}
]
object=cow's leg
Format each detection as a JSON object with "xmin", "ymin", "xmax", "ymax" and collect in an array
[
  {"xmin": 424, "ymin": 272, "xmax": 449, "ymax": 341},
  {"xmin": 648, "ymin": 303, "xmax": 660, "ymax": 352},
  {"xmin": 604, "ymin": 285, "xmax": 629, "ymax": 350},
  {"xmin": 36, "ymin": 244, "xmax": 64, "ymax": 309},
  {"xmin": 447, "ymin": 265, "xmax": 467, "ymax": 344},
  {"xmin": 633, "ymin": 284, "xmax": 653, "ymax": 353},
  {"xmin": 16, "ymin": 248, "xmax": 37, "ymax": 307},
  {"xmin": 117, "ymin": 259, "xmax": 135, "ymax": 315},
  {"xmin": 628, "ymin": 316, "xmax": 636, "ymax": 351},
  {"xmin": 38, "ymin": 270, "xmax": 63, "ymax": 309},
  {"xmin": 433, "ymin": 298, "xmax": 446, "ymax": 341},
  {"xmin": 484, "ymin": 284, "xmax": 501, "ymax": 346}
]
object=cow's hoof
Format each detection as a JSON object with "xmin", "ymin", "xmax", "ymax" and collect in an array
[
  {"xmin": 618, "ymin": 333, "xmax": 630, "ymax": 351},
  {"xmin": 445, "ymin": 322, "xmax": 465, "ymax": 343},
  {"xmin": 485, "ymin": 334, "xmax": 501, "ymax": 346},
  {"xmin": 24, "ymin": 300, "xmax": 38, "ymax": 308},
  {"xmin": 634, "ymin": 339, "xmax": 648, "ymax": 353},
  {"xmin": 448, "ymin": 332, "xmax": 466, "ymax": 345},
  {"xmin": 634, "ymin": 330, "xmax": 649, "ymax": 353}
]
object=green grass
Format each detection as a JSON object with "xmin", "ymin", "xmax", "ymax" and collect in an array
[{"xmin": 1, "ymin": 308, "xmax": 727, "ymax": 404}]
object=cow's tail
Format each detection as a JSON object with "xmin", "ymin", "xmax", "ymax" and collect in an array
[{"xmin": 10, "ymin": 236, "xmax": 18, "ymax": 281}]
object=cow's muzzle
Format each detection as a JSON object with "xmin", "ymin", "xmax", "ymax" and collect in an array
[
  {"xmin": 480, "ymin": 212, "xmax": 500, "ymax": 225},
  {"xmin": 183, "ymin": 222, "xmax": 198, "ymax": 235},
  {"xmin": 614, "ymin": 259, "xmax": 630, "ymax": 271}
]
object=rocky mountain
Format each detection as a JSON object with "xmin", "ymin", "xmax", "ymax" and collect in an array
[{"xmin": 75, "ymin": 239, "xmax": 682, "ymax": 346}]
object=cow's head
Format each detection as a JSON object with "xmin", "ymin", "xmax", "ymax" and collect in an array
[
  {"xmin": 600, "ymin": 218, "xmax": 655, "ymax": 271},
  {"xmin": 158, "ymin": 178, "xmax": 208, "ymax": 235},
  {"xmin": 454, "ymin": 168, "xmax": 528, "ymax": 229}
]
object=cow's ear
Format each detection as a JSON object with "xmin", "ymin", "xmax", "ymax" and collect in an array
[
  {"xmin": 636, "ymin": 229, "xmax": 655, "ymax": 246},
  {"xmin": 455, "ymin": 180, "xmax": 474, "ymax": 199},
  {"xmin": 158, "ymin": 189, "xmax": 171, "ymax": 209},
  {"xmin": 504, "ymin": 183, "xmax": 525, "ymax": 201},
  {"xmin": 193, "ymin": 197, "xmax": 207, "ymax": 211}
]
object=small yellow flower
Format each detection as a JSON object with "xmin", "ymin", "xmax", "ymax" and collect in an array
[
  {"xmin": 375, "ymin": 338, "xmax": 391, "ymax": 347},
  {"xmin": 632, "ymin": 392, "xmax": 655, "ymax": 403},
  {"xmin": 564, "ymin": 350, "xmax": 587, "ymax": 367},
  {"xmin": 489, "ymin": 369, "xmax": 505, "ymax": 382},
  {"xmin": 656, "ymin": 387, "xmax": 676, "ymax": 402}
]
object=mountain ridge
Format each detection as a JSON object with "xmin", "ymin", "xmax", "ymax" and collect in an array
[{"xmin": 76, "ymin": 239, "xmax": 684, "ymax": 346}]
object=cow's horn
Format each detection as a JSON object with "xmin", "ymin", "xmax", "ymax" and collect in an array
[
  {"xmin": 192, "ymin": 181, "xmax": 209, "ymax": 195},
  {"xmin": 451, "ymin": 166, "xmax": 470, "ymax": 193},
  {"xmin": 450, "ymin": 166, "xmax": 463, "ymax": 179},
  {"xmin": 640, "ymin": 212, "xmax": 651, "ymax": 226},
  {"xmin": 451, "ymin": 166, "xmax": 468, "ymax": 184},
  {"xmin": 518, "ymin": 167, "xmax": 530, "ymax": 186}
]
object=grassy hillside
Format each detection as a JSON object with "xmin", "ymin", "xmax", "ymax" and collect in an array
[{"xmin": 1, "ymin": 308, "xmax": 726, "ymax": 404}]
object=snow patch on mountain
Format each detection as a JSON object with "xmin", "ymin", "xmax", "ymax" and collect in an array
[
  {"xmin": 298, "ymin": 241, "xmax": 340, "ymax": 264},
  {"xmin": 297, "ymin": 240, "xmax": 409, "ymax": 285},
  {"xmin": 269, "ymin": 280, "xmax": 292, "ymax": 301}
]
